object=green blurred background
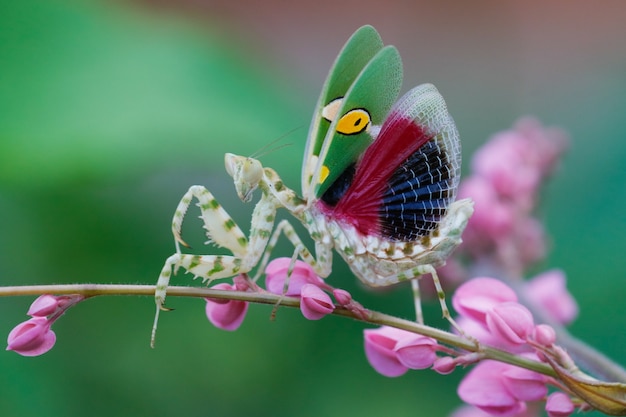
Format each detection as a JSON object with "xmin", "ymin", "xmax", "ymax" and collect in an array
[{"xmin": 1, "ymin": 1, "xmax": 625, "ymax": 416}]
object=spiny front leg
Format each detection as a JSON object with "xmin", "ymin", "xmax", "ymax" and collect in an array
[
  {"xmin": 172, "ymin": 185, "xmax": 248, "ymax": 256},
  {"xmin": 156, "ymin": 185, "xmax": 287, "ymax": 309},
  {"xmin": 153, "ymin": 186, "xmax": 258, "ymax": 347},
  {"xmin": 156, "ymin": 185, "xmax": 250, "ymax": 310}
]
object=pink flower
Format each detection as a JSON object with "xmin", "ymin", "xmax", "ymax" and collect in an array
[
  {"xmin": 486, "ymin": 302, "xmax": 535, "ymax": 346},
  {"xmin": 458, "ymin": 360, "xmax": 546, "ymax": 416},
  {"xmin": 264, "ymin": 258, "xmax": 324, "ymax": 296},
  {"xmin": 458, "ymin": 177, "xmax": 515, "ymax": 248},
  {"xmin": 364, "ymin": 326, "xmax": 438, "ymax": 377},
  {"xmin": 545, "ymin": 392, "xmax": 575, "ymax": 417},
  {"xmin": 394, "ymin": 334, "xmax": 438, "ymax": 370},
  {"xmin": 300, "ymin": 284, "xmax": 334, "ymax": 320},
  {"xmin": 453, "ymin": 278, "xmax": 518, "ymax": 325},
  {"xmin": 524, "ymin": 270, "xmax": 578, "ymax": 325},
  {"xmin": 471, "ymin": 130, "xmax": 541, "ymax": 209},
  {"xmin": 27, "ymin": 295, "xmax": 61, "ymax": 317},
  {"xmin": 471, "ymin": 117, "xmax": 568, "ymax": 211},
  {"xmin": 364, "ymin": 327, "xmax": 411, "ymax": 377},
  {"xmin": 205, "ymin": 283, "xmax": 248, "ymax": 331},
  {"xmin": 7, "ymin": 317, "xmax": 56, "ymax": 357},
  {"xmin": 500, "ymin": 366, "xmax": 547, "ymax": 402}
]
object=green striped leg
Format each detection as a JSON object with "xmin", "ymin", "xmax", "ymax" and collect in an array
[
  {"xmin": 152, "ymin": 184, "xmax": 281, "ymax": 346},
  {"xmin": 402, "ymin": 265, "xmax": 462, "ymax": 334}
]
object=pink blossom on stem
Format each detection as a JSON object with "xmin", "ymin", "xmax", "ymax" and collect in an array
[
  {"xmin": 264, "ymin": 257, "xmax": 324, "ymax": 296},
  {"xmin": 453, "ymin": 277, "xmax": 518, "ymax": 325},
  {"xmin": 364, "ymin": 326, "xmax": 410, "ymax": 377},
  {"xmin": 486, "ymin": 302, "xmax": 535, "ymax": 346},
  {"xmin": 545, "ymin": 392, "xmax": 575, "ymax": 417},
  {"xmin": 456, "ymin": 117, "xmax": 567, "ymax": 275},
  {"xmin": 458, "ymin": 359, "xmax": 546, "ymax": 416},
  {"xmin": 471, "ymin": 130, "xmax": 541, "ymax": 210},
  {"xmin": 394, "ymin": 334, "xmax": 438, "ymax": 370},
  {"xmin": 524, "ymin": 270, "xmax": 578, "ymax": 325},
  {"xmin": 205, "ymin": 283, "xmax": 248, "ymax": 331},
  {"xmin": 500, "ymin": 366, "xmax": 547, "ymax": 402},
  {"xmin": 364, "ymin": 326, "xmax": 438, "ymax": 377},
  {"xmin": 300, "ymin": 284, "xmax": 334, "ymax": 320},
  {"xmin": 471, "ymin": 117, "xmax": 568, "ymax": 211},
  {"xmin": 7, "ymin": 317, "xmax": 56, "ymax": 356}
]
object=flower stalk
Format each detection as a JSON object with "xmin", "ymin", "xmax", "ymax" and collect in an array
[{"xmin": 0, "ymin": 282, "xmax": 555, "ymax": 377}]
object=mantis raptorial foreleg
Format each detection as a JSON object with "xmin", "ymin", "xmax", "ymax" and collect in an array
[
  {"xmin": 152, "ymin": 184, "xmax": 281, "ymax": 346},
  {"xmin": 154, "ymin": 185, "xmax": 279, "ymax": 307}
]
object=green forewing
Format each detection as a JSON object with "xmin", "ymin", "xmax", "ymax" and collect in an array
[
  {"xmin": 302, "ymin": 25, "xmax": 387, "ymax": 198},
  {"xmin": 311, "ymin": 46, "xmax": 402, "ymax": 199}
]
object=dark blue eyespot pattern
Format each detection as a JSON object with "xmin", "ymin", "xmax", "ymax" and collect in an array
[{"xmin": 379, "ymin": 138, "xmax": 456, "ymax": 240}]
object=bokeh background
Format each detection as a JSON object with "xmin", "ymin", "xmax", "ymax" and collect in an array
[{"xmin": 1, "ymin": 1, "xmax": 625, "ymax": 416}]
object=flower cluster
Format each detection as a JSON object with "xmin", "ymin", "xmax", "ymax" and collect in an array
[
  {"xmin": 7, "ymin": 294, "xmax": 84, "ymax": 356},
  {"xmin": 454, "ymin": 117, "xmax": 568, "ymax": 277},
  {"xmin": 204, "ymin": 258, "xmax": 363, "ymax": 331},
  {"xmin": 363, "ymin": 276, "xmax": 580, "ymax": 417},
  {"xmin": 453, "ymin": 278, "xmax": 572, "ymax": 417}
]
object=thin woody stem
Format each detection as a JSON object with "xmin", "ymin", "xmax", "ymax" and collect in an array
[{"xmin": 0, "ymin": 283, "xmax": 558, "ymax": 377}]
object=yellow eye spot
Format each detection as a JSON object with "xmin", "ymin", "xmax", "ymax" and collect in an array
[
  {"xmin": 336, "ymin": 108, "xmax": 370, "ymax": 135},
  {"xmin": 318, "ymin": 165, "xmax": 330, "ymax": 184}
]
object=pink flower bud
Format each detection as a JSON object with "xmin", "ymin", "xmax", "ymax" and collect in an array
[
  {"xmin": 545, "ymin": 392, "xmax": 575, "ymax": 417},
  {"xmin": 452, "ymin": 278, "xmax": 518, "ymax": 325},
  {"xmin": 205, "ymin": 283, "xmax": 248, "ymax": 331},
  {"xmin": 332, "ymin": 289, "xmax": 352, "ymax": 306},
  {"xmin": 363, "ymin": 326, "xmax": 410, "ymax": 377},
  {"xmin": 433, "ymin": 356, "xmax": 457, "ymax": 375},
  {"xmin": 524, "ymin": 269, "xmax": 578, "ymax": 325},
  {"xmin": 7, "ymin": 317, "xmax": 56, "ymax": 356},
  {"xmin": 393, "ymin": 334, "xmax": 438, "ymax": 370},
  {"xmin": 300, "ymin": 284, "xmax": 334, "ymax": 320},
  {"xmin": 486, "ymin": 302, "xmax": 534, "ymax": 346},
  {"xmin": 533, "ymin": 324, "xmax": 556, "ymax": 347},
  {"xmin": 264, "ymin": 258, "xmax": 324, "ymax": 296},
  {"xmin": 27, "ymin": 294, "xmax": 60, "ymax": 317}
]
